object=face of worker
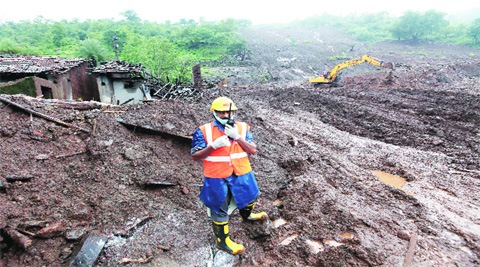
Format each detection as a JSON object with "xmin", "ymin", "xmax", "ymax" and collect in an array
[
  {"xmin": 214, "ymin": 110, "xmax": 234, "ymax": 119},
  {"xmin": 213, "ymin": 110, "xmax": 236, "ymax": 125}
]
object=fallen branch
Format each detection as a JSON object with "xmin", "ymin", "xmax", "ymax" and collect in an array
[
  {"xmin": 143, "ymin": 180, "xmax": 177, "ymax": 188},
  {"xmin": 116, "ymin": 118, "xmax": 192, "ymax": 143},
  {"xmin": 51, "ymin": 101, "xmax": 106, "ymax": 110},
  {"xmin": 5, "ymin": 175, "xmax": 33, "ymax": 182},
  {"xmin": 103, "ymin": 110, "xmax": 125, "ymax": 113},
  {"xmin": 4, "ymin": 228, "xmax": 32, "ymax": 249},
  {"xmin": 403, "ymin": 233, "xmax": 417, "ymax": 267},
  {"xmin": 451, "ymin": 167, "xmax": 480, "ymax": 175},
  {"xmin": 120, "ymin": 98, "xmax": 134, "ymax": 105},
  {"xmin": 119, "ymin": 257, "xmax": 153, "ymax": 264},
  {"xmin": 92, "ymin": 119, "xmax": 97, "ymax": 136},
  {"xmin": 55, "ymin": 151, "xmax": 86, "ymax": 159},
  {"xmin": 153, "ymin": 82, "xmax": 171, "ymax": 96},
  {"xmin": 16, "ymin": 229, "xmax": 36, "ymax": 237},
  {"xmin": 114, "ymin": 215, "xmax": 152, "ymax": 238},
  {"xmin": 0, "ymin": 96, "xmax": 91, "ymax": 133}
]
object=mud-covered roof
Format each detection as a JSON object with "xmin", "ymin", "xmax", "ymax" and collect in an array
[
  {"xmin": 92, "ymin": 60, "xmax": 144, "ymax": 78},
  {"xmin": 0, "ymin": 56, "xmax": 89, "ymax": 75}
]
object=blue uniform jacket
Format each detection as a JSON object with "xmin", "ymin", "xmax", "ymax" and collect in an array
[{"xmin": 191, "ymin": 120, "xmax": 260, "ymax": 213}]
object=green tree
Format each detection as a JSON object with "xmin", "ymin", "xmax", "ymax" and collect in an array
[
  {"xmin": 121, "ymin": 10, "xmax": 141, "ymax": 23},
  {"xmin": 77, "ymin": 39, "xmax": 111, "ymax": 65},
  {"xmin": 441, "ymin": 23, "xmax": 469, "ymax": 45},
  {"xmin": 390, "ymin": 10, "xmax": 448, "ymax": 43},
  {"xmin": 468, "ymin": 18, "xmax": 480, "ymax": 45},
  {"xmin": 343, "ymin": 12, "xmax": 395, "ymax": 41},
  {"xmin": 0, "ymin": 38, "xmax": 22, "ymax": 55},
  {"xmin": 121, "ymin": 35, "xmax": 192, "ymax": 83},
  {"xmin": 0, "ymin": 16, "xmax": 286, "ymax": 84}
]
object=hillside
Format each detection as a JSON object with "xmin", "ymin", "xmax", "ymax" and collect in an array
[{"xmin": 0, "ymin": 26, "xmax": 479, "ymax": 266}]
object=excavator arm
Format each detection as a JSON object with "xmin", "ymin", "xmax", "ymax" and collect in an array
[{"xmin": 309, "ymin": 54, "xmax": 391, "ymax": 84}]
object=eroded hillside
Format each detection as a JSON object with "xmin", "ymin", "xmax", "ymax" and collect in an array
[{"xmin": 1, "ymin": 26, "xmax": 479, "ymax": 267}]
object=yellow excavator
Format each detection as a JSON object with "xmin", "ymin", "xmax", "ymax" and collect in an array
[{"xmin": 309, "ymin": 54, "xmax": 394, "ymax": 84}]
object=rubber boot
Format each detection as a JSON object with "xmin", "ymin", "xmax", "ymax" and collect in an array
[
  {"xmin": 239, "ymin": 203, "xmax": 268, "ymax": 222},
  {"xmin": 212, "ymin": 221, "xmax": 246, "ymax": 255}
]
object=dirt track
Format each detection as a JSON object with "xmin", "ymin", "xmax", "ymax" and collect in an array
[{"xmin": 1, "ymin": 26, "xmax": 479, "ymax": 266}]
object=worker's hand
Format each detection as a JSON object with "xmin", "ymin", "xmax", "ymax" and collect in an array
[
  {"xmin": 224, "ymin": 124, "xmax": 241, "ymax": 140},
  {"xmin": 211, "ymin": 135, "xmax": 230, "ymax": 149}
]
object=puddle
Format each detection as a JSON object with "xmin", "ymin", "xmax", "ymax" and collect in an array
[
  {"xmin": 371, "ymin": 170, "xmax": 407, "ymax": 190},
  {"xmin": 305, "ymin": 239, "xmax": 324, "ymax": 254},
  {"xmin": 279, "ymin": 234, "xmax": 298, "ymax": 246},
  {"xmin": 340, "ymin": 232, "xmax": 354, "ymax": 239},
  {"xmin": 272, "ymin": 218, "xmax": 287, "ymax": 228}
]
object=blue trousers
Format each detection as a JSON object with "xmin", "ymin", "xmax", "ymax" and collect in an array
[{"xmin": 200, "ymin": 171, "xmax": 260, "ymax": 221}]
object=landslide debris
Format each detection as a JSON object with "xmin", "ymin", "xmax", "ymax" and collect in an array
[{"xmin": 1, "ymin": 26, "xmax": 479, "ymax": 267}]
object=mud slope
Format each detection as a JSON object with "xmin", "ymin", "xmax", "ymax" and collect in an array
[{"xmin": 1, "ymin": 26, "xmax": 479, "ymax": 267}]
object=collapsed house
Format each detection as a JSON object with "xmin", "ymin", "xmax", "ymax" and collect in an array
[
  {"xmin": 91, "ymin": 60, "xmax": 150, "ymax": 105},
  {"xmin": 0, "ymin": 56, "xmax": 98, "ymax": 101},
  {"xmin": 0, "ymin": 56, "xmax": 150, "ymax": 105}
]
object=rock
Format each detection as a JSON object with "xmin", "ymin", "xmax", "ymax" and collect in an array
[
  {"xmin": 244, "ymin": 219, "xmax": 273, "ymax": 239},
  {"xmin": 124, "ymin": 146, "xmax": 149, "ymax": 160},
  {"xmin": 397, "ymin": 230, "xmax": 411, "ymax": 241},
  {"xmin": 65, "ymin": 228, "xmax": 87, "ymax": 241},
  {"xmin": 69, "ymin": 203, "xmax": 93, "ymax": 221},
  {"xmin": 288, "ymin": 136, "xmax": 298, "ymax": 147},
  {"xmin": 36, "ymin": 222, "xmax": 66, "ymax": 238}
]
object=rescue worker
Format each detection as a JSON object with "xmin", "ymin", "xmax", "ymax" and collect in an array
[{"xmin": 191, "ymin": 96, "xmax": 268, "ymax": 255}]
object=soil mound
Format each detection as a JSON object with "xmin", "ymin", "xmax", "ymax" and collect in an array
[{"xmin": 1, "ymin": 26, "xmax": 479, "ymax": 266}]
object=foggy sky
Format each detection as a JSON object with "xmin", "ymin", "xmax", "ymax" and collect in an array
[{"xmin": 1, "ymin": 0, "xmax": 479, "ymax": 24}]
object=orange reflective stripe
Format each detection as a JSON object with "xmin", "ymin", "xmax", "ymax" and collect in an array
[{"xmin": 199, "ymin": 122, "xmax": 252, "ymax": 178}]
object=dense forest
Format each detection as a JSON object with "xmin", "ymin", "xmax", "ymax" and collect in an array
[{"xmin": 1, "ymin": 9, "xmax": 480, "ymax": 84}]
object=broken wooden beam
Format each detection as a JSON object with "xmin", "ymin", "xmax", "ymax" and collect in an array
[
  {"xmin": 140, "ymin": 180, "xmax": 202, "ymax": 189},
  {"xmin": 116, "ymin": 118, "xmax": 192, "ymax": 143},
  {"xmin": 0, "ymin": 96, "xmax": 91, "ymax": 133},
  {"xmin": 3, "ymin": 228, "xmax": 32, "ymax": 250},
  {"xmin": 120, "ymin": 98, "xmax": 134, "ymax": 105},
  {"xmin": 50, "ymin": 101, "xmax": 107, "ymax": 110},
  {"xmin": 143, "ymin": 180, "xmax": 177, "ymax": 187},
  {"xmin": 5, "ymin": 175, "xmax": 33, "ymax": 182},
  {"xmin": 114, "ymin": 215, "xmax": 152, "ymax": 238},
  {"xmin": 55, "ymin": 151, "xmax": 86, "ymax": 159},
  {"xmin": 67, "ymin": 235, "xmax": 107, "ymax": 267},
  {"xmin": 119, "ymin": 257, "xmax": 153, "ymax": 264},
  {"xmin": 403, "ymin": 233, "xmax": 417, "ymax": 267},
  {"xmin": 35, "ymin": 222, "xmax": 66, "ymax": 238}
]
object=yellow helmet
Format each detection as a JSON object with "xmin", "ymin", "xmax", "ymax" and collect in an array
[{"xmin": 209, "ymin": 96, "xmax": 238, "ymax": 112}]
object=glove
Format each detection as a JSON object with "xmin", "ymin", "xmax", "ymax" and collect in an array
[
  {"xmin": 211, "ymin": 135, "xmax": 230, "ymax": 149},
  {"xmin": 224, "ymin": 124, "xmax": 241, "ymax": 140}
]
